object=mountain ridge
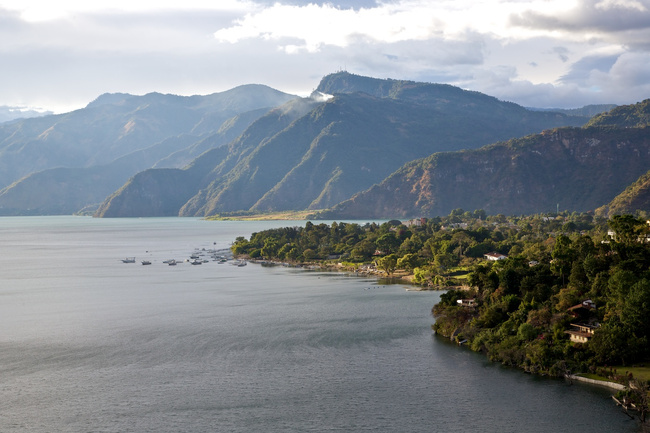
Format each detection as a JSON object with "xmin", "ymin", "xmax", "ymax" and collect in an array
[
  {"xmin": 0, "ymin": 86, "xmax": 297, "ymax": 215},
  {"xmin": 315, "ymin": 121, "xmax": 650, "ymax": 219},
  {"xmin": 96, "ymin": 72, "xmax": 589, "ymax": 217}
]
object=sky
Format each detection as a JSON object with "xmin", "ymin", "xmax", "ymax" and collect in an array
[{"xmin": 1, "ymin": 0, "xmax": 650, "ymax": 113}]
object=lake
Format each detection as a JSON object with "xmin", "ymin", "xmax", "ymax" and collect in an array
[{"xmin": 0, "ymin": 217, "xmax": 639, "ymax": 432}]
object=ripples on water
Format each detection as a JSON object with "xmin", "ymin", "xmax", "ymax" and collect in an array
[{"xmin": 0, "ymin": 217, "xmax": 640, "ymax": 432}]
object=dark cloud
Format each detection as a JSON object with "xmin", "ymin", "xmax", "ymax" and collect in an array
[
  {"xmin": 559, "ymin": 54, "xmax": 619, "ymax": 84},
  {"xmin": 510, "ymin": 0, "xmax": 650, "ymax": 34},
  {"xmin": 253, "ymin": 0, "xmax": 380, "ymax": 10}
]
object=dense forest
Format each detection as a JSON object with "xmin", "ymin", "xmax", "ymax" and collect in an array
[{"xmin": 231, "ymin": 211, "xmax": 650, "ymax": 391}]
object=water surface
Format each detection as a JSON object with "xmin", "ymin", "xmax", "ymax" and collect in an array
[{"xmin": 0, "ymin": 217, "xmax": 638, "ymax": 432}]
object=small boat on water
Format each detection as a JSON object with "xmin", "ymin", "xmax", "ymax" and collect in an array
[
  {"xmin": 141, "ymin": 260, "xmax": 152, "ymax": 265},
  {"xmin": 121, "ymin": 257, "xmax": 136, "ymax": 263},
  {"xmin": 190, "ymin": 259, "xmax": 202, "ymax": 265},
  {"xmin": 167, "ymin": 259, "xmax": 177, "ymax": 266}
]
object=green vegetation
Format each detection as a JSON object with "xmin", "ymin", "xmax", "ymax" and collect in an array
[
  {"xmin": 586, "ymin": 98, "xmax": 650, "ymax": 128},
  {"xmin": 232, "ymin": 211, "xmax": 650, "ymax": 390},
  {"xmin": 597, "ymin": 169, "xmax": 650, "ymax": 218},
  {"xmin": 206, "ymin": 210, "xmax": 319, "ymax": 221}
]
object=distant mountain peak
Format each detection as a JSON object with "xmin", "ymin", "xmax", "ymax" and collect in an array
[{"xmin": 86, "ymin": 93, "xmax": 134, "ymax": 108}]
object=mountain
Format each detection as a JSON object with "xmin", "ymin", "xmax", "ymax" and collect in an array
[
  {"xmin": 0, "ymin": 86, "xmax": 296, "ymax": 215},
  {"xmin": 0, "ymin": 106, "xmax": 52, "ymax": 123},
  {"xmin": 96, "ymin": 97, "xmax": 323, "ymax": 217},
  {"xmin": 590, "ymin": 99, "xmax": 650, "ymax": 217},
  {"xmin": 315, "ymin": 100, "xmax": 650, "ymax": 219},
  {"xmin": 584, "ymin": 98, "xmax": 650, "ymax": 127},
  {"xmin": 96, "ymin": 72, "xmax": 588, "ymax": 217},
  {"xmin": 528, "ymin": 104, "xmax": 617, "ymax": 118},
  {"xmin": 595, "ymin": 170, "xmax": 650, "ymax": 218}
]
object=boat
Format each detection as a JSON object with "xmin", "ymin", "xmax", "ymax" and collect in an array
[
  {"xmin": 121, "ymin": 257, "xmax": 135, "ymax": 263},
  {"xmin": 167, "ymin": 259, "xmax": 177, "ymax": 266},
  {"xmin": 141, "ymin": 260, "xmax": 152, "ymax": 265},
  {"xmin": 190, "ymin": 259, "xmax": 202, "ymax": 265}
]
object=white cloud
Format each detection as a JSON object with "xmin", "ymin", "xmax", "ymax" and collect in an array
[
  {"xmin": 0, "ymin": 0, "xmax": 257, "ymax": 22},
  {"xmin": 0, "ymin": 0, "xmax": 649, "ymax": 112}
]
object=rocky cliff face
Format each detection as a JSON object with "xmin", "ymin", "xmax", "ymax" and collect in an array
[{"xmin": 317, "ymin": 126, "xmax": 650, "ymax": 219}]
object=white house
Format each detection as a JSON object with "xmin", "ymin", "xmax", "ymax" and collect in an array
[{"xmin": 484, "ymin": 252, "xmax": 507, "ymax": 261}]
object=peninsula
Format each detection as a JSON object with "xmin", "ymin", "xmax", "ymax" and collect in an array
[{"xmin": 231, "ymin": 212, "xmax": 650, "ymax": 422}]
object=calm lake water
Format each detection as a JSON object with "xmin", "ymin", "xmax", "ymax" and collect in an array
[{"xmin": 0, "ymin": 217, "xmax": 640, "ymax": 432}]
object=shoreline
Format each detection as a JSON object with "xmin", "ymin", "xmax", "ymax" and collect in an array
[
  {"xmin": 241, "ymin": 255, "xmax": 473, "ymax": 292},
  {"xmin": 243, "ymin": 257, "xmax": 450, "ymax": 291},
  {"xmin": 566, "ymin": 374, "xmax": 627, "ymax": 391}
]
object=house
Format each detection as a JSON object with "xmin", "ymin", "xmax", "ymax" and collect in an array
[
  {"xmin": 567, "ymin": 300, "xmax": 596, "ymax": 319},
  {"xmin": 456, "ymin": 299, "xmax": 477, "ymax": 308},
  {"xmin": 403, "ymin": 218, "xmax": 427, "ymax": 227},
  {"xmin": 484, "ymin": 252, "xmax": 507, "ymax": 261},
  {"xmin": 565, "ymin": 323, "xmax": 599, "ymax": 344},
  {"xmin": 442, "ymin": 222, "xmax": 469, "ymax": 230}
]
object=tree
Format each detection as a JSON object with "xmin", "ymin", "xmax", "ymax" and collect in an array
[
  {"xmin": 608, "ymin": 215, "xmax": 646, "ymax": 245},
  {"xmin": 473, "ymin": 209, "xmax": 487, "ymax": 220},
  {"xmin": 350, "ymin": 239, "xmax": 375, "ymax": 261},
  {"xmin": 375, "ymin": 232, "xmax": 400, "ymax": 254},
  {"xmin": 396, "ymin": 253, "xmax": 422, "ymax": 271},
  {"xmin": 398, "ymin": 234, "xmax": 423, "ymax": 255},
  {"xmin": 551, "ymin": 234, "xmax": 574, "ymax": 285},
  {"xmin": 261, "ymin": 238, "xmax": 279, "ymax": 259},
  {"xmin": 376, "ymin": 254, "xmax": 398, "ymax": 276},
  {"xmin": 433, "ymin": 252, "xmax": 458, "ymax": 273}
]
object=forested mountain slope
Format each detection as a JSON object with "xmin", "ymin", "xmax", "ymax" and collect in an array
[
  {"xmin": 0, "ymin": 86, "xmax": 296, "ymax": 215},
  {"xmin": 316, "ymin": 121, "xmax": 650, "ymax": 219},
  {"xmin": 96, "ymin": 72, "xmax": 588, "ymax": 217}
]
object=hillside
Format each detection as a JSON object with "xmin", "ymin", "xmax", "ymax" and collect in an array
[
  {"xmin": 0, "ymin": 86, "xmax": 296, "ymax": 215},
  {"xmin": 96, "ymin": 72, "xmax": 587, "ymax": 217},
  {"xmin": 595, "ymin": 170, "xmax": 650, "ymax": 217},
  {"xmin": 585, "ymin": 98, "xmax": 650, "ymax": 128},
  {"xmin": 96, "ymin": 97, "xmax": 322, "ymax": 217},
  {"xmin": 316, "ymin": 124, "xmax": 650, "ymax": 219}
]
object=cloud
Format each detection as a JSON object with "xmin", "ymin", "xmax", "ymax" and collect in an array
[
  {"xmin": 0, "ymin": 0, "xmax": 649, "ymax": 112},
  {"xmin": 213, "ymin": 2, "xmax": 451, "ymax": 52},
  {"xmin": 552, "ymin": 47, "xmax": 570, "ymax": 63},
  {"xmin": 560, "ymin": 54, "xmax": 620, "ymax": 84},
  {"xmin": 510, "ymin": 0, "xmax": 650, "ymax": 43},
  {"xmin": 0, "ymin": 0, "xmax": 257, "ymax": 22}
]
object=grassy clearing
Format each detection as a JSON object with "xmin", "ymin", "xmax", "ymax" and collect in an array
[
  {"xmin": 579, "ymin": 373, "xmax": 609, "ymax": 381},
  {"xmin": 614, "ymin": 366, "xmax": 650, "ymax": 382},
  {"xmin": 206, "ymin": 210, "xmax": 320, "ymax": 221},
  {"xmin": 579, "ymin": 366, "xmax": 650, "ymax": 383}
]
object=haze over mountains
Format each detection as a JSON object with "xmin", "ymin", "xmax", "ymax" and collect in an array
[
  {"xmin": 0, "ymin": 86, "xmax": 296, "ymax": 215},
  {"xmin": 95, "ymin": 72, "xmax": 590, "ymax": 217},
  {"xmin": 1, "ymin": 72, "xmax": 648, "ymax": 219}
]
